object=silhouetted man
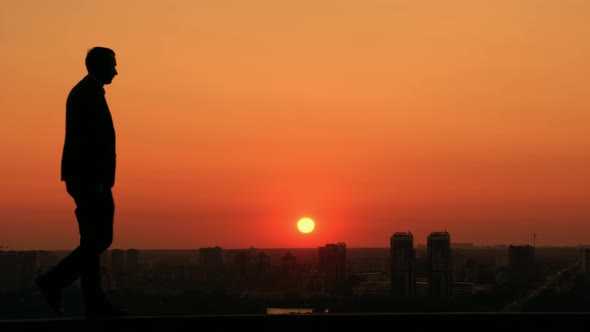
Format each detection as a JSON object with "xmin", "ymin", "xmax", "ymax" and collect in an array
[{"xmin": 36, "ymin": 46, "xmax": 127, "ymax": 318}]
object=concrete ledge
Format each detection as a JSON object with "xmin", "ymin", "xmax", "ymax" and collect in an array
[{"xmin": 1, "ymin": 313, "xmax": 588, "ymax": 331}]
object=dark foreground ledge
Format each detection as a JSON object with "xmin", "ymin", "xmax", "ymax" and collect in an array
[{"xmin": 2, "ymin": 312, "xmax": 589, "ymax": 331}]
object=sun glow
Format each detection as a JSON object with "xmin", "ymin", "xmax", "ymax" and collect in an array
[{"xmin": 297, "ymin": 217, "xmax": 315, "ymax": 234}]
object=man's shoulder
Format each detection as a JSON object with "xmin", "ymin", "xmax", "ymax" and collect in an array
[
  {"xmin": 68, "ymin": 76, "xmax": 101, "ymax": 99},
  {"xmin": 71, "ymin": 75, "xmax": 98, "ymax": 90}
]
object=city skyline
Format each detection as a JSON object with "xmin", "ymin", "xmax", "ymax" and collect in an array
[
  {"xmin": 2, "ymin": 1, "xmax": 590, "ymax": 250},
  {"xmin": 2, "ymin": 229, "xmax": 587, "ymax": 320},
  {"xmin": 0, "ymin": 230, "xmax": 564, "ymax": 252}
]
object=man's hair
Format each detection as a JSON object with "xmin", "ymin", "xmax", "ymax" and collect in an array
[{"xmin": 85, "ymin": 47, "xmax": 115, "ymax": 73}]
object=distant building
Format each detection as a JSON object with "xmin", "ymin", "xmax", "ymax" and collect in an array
[
  {"xmin": 232, "ymin": 249, "xmax": 254, "ymax": 278},
  {"xmin": 280, "ymin": 252, "xmax": 299, "ymax": 292},
  {"xmin": 20, "ymin": 251, "xmax": 39, "ymax": 290},
  {"xmin": 199, "ymin": 246, "xmax": 224, "ymax": 277},
  {"xmin": 37, "ymin": 250, "xmax": 59, "ymax": 272},
  {"xmin": 452, "ymin": 252, "xmax": 467, "ymax": 282},
  {"xmin": 452, "ymin": 281, "xmax": 475, "ymax": 297},
  {"xmin": 495, "ymin": 254, "xmax": 509, "ymax": 268},
  {"xmin": 318, "ymin": 242, "xmax": 347, "ymax": 293},
  {"xmin": 100, "ymin": 250, "xmax": 111, "ymax": 272},
  {"xmin": 350, "ymin": 254, "xmax": 389, "ymax": 275},
  {"xmin": 111, "ymin": 249, "xmax": 125, "ymax": 277},
  {"xmin": 464, "ymin": 258, "xmax": 478, "ymax": 283},
  {"xmin": 301, "ymin": 265, "xmax": 324, "ymax": 293},
  {"xmin": 0, "ymin": 251, "xmax": 21, "ymax": 293},
  {"xmin": 390, "ymin": 232, "xmax": 416, "ymax": 297},
  {"xmin": 0, "ymin": 250, "xmax": 41, "ymax": 292},
  {"xmin": 126, "ymin": 248, "xmax": 140, "ymax": 274},
  {"xmin": 508, "ymin": 245, "xmax": 535, "ymax": 283},
  {"xmin": 427, "ymin": 231, "xmax": 452, "ymax": 297},
  {"xmin": 254, "ymin": 251, "xmax": 271, "ymax": 274},
  {"xmin": 451, "ymin": 243, "xmax": 474, "ymax": 249},
  {"xmin": 281, "ymin": 252, "xmax": 297, "ymax": 272},
  {"xmin": 579, "ymin": 247, "xmax": 590, "ymax": 277},
  {"xmin": 416, "ymin": 278, "xmax": 428, "ymax": 297},
  {"xmin": 354, "ymin": 279, "xmax": 391, "ymax": 296},
  {"xmin": 473, "ymin": 255, "xmax": 498, "ymax": 284}
]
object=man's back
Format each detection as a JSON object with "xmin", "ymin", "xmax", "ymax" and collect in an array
[{"xmin": 61, "ymin": 75, "xmax": 116, "ymax": 186}]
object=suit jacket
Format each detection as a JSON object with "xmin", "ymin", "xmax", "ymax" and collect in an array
[{"xmin": 61, "ymin": 75, "xmax": 116, "ymax": 187}]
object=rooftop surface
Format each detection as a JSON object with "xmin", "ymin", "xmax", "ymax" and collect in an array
[{"xmin": 1, "ymin": 312, "xmax": 588, "ymax": 331}]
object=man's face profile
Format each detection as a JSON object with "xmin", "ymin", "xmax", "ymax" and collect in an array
[
  {"xmin": 103, "ymin": 56, "xmax": 118, "ymax": 85},
  {"xmin": 96, "ymin": 55, "xmax": 118, "ymax": 85}
]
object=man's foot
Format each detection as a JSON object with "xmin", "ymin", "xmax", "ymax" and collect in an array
[
  {"xmin": 85, "ymin": 302, "xmax": 128, "ymax": 319},
  {"xmin": 35, "ymin": 275, "xmax": 64, "ymax": 317}
]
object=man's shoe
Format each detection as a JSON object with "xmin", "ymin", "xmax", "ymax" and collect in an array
[
  {"xmin": 35, "ymin": 276, "xmax": 64, "ymax": 317},
  {"xmin": 85, "ymin": 302, "xmax": 128, "ymax": 319}
]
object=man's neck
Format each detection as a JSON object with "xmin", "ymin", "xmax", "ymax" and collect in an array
[{"xmin": 88, "ymin": 74, "xmax": 104, "ymax": 86}]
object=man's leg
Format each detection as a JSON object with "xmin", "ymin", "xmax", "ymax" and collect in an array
[
  {"xmin": 74, "ymin": 187, "xmax": 127, "ymax": 318},
  {"xmin": 35, "ymin": 185, "xmax": 101, "ymax": 316},
  {"xmin": 73, "ymin": 186, "xmax": 114, "ymax": 310}
]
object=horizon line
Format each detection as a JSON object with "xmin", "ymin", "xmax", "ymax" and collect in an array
[{"xmin": 4, "ymin": 244, "xmax": 590, "ymax": 252}]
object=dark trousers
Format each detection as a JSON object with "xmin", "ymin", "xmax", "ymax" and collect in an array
[{"xmin": 43, "ymin": 183, "xmax": 114, "ymax": 308}]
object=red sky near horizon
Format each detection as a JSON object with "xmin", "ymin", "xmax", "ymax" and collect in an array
[{"xmin": 1, "ymin": 1, "xmax": 589, "ymax": 250}]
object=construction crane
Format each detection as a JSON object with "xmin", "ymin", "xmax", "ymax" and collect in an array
[{"xmin": 529, "ymin": 232, "xmax": 537, "ymax": 247}]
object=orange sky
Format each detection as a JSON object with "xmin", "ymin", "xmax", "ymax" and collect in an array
[{"xmin": 1, "ymin": 0, "xmax": 589, "ymax": 250}]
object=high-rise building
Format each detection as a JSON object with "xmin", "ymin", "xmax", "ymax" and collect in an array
[
  {"xmin": 0, "ymin": 251, "xmax": 21, "ymax": 293},
  {"xmin": 427, "ymin": 231, "xmax": 452, "ymax": 297},
  {"xmin": 281, "ymin": 252, "xmax": 297, "ymax": 272},
  {"xmin": 100, "ymin": 249, "xmax": 111, "ymax": 272},
  {"xmin": 452, "ymin": 252, "xmax": 467, "ymax": 282},
  {"xmin": 580, "ymin": 247, "xmax": 590, "ymax": 277},
  {"xmin": 199, "ymin": 246, "xmax": 224, "ymax": 274},
  {"xmin": 126, "ymin": 248, "xmax": 140, "ymax": 274},
  {"xmin": 232, "ymin": 249, "xmax": 254, "ymax": 277},
  {"xmin": 579, "ymin": 247, "xmax": 590, "ymax": 277},
  {"xmin": 110, "ymin": 249, "xmax": 125, "ymax": 276},
  {"xmin": 318, "ymin": 242, "xmax": 347, "ymax": 293},
  {"xmin": 350, "ymin": 254, "xmax": 389, "ymax": 275},
  {"xmin": 390, "ymin": 232, "xmax": 416, "ymax": 297},
  {"xmin": 280, "ymin": 252, "xmax": 299, "ymax": 291},
  {"xmin": 508, "ymin": 245, "xmax": 535, "ymax": 283},
  {"xmin": 20, "ymin": 251, "xmax": 39, "ymax": 290},
  {"xmin": 254, "ymin": 251, "xmax": 271, "ymax": 274}
]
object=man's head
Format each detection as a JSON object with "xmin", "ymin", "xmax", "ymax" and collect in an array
[{"xmin": 85, "ymin": 47, "xmax": 118, "ymax": 85}]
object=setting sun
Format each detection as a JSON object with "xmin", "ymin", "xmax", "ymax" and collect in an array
[{"xmin": 297, "ymin": 217, "xmax": 315, "ymax": 234}]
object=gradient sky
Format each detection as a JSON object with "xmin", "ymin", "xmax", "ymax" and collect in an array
[{"xmin": 1, "ymin": 0, "xmax": 589, "ymax": 250}]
